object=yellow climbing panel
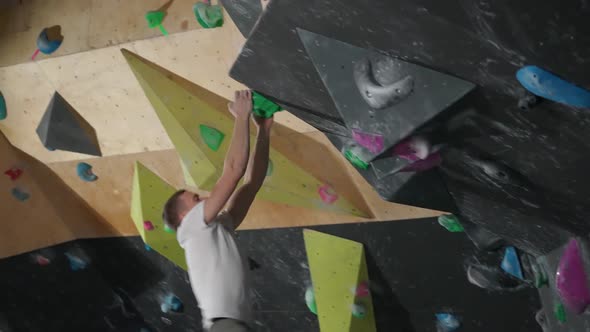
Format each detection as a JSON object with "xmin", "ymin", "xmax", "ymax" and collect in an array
[
  {"xmin": 303, "ymin": 229, "xmax": 376, "ymax": 332},
  {"xmin": 122, "ymin": 49, "xmax": 367, "ymax": 217},
  {"xmin": 130, "ymin": 161, "xmax": 186, "ymax": 270}
]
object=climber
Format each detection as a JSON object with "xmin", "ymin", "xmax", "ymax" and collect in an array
[{"xmin": 162, "ymin": 90, "xmax": 273, "ymax": 332}]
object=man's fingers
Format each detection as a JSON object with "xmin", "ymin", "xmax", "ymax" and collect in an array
[{"xmin": 228, "ymin": 102, "xmax": 234, "ymax": 111}]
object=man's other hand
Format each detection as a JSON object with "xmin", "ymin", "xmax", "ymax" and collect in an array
[{"xmin": 228, "ymin": 90, "xmax": 252, "ymax": 118}]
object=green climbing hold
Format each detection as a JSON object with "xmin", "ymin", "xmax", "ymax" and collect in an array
[
  {"xmin": 193, "ymin": 3, "xmax": 223, "ymax": 29},
  {"xmin": 437, "ymin": 214, "xmax": 464, "ymax": 232},
  {"xmin": 554, "ymin": 303, "xmax": 566, "ymax": 323},
  {"xmin": 531, "ymin": 261, "xmax": 548, "ymax": 288},
  {"xmin": 344, "ymin": 149, "xmax": 369, "ymax": 170},
  {"xmin": 164, "ymin": 224, "xmax": 175, "ymax": 233},
  {"xmin": 145, "ymin": 11, "xmax": 168, "ymax": 35},
  {"xmin": 0, "ymin": 91, "xmax": 6, "ymax": 120},
  {"xmin": 305, "ymin": 286, "xmax": 317, "ymax": 315},
  {"xmin": 266, "ymin": 159, "xmax": 273, "ymax": 177},
  {"xmin": 252, "ymin": 91, "xmax": 283, "ymax": 118},
  {"xmin": 199, "ymin": 124, "xmax": 225, "ymax": 151}
]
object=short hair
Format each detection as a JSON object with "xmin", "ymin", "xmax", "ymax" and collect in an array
[{"xmin": 162, "ymin": 190, "xmax": 186, "ymax": 230}]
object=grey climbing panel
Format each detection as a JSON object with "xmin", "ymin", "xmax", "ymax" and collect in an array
[{"xmin": 298, "ymin": 28, "xmax": 475, "ymax": 161}]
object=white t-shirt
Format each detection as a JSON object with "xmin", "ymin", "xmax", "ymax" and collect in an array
[{"xmin": 177, "ymin": 201, "xmax": 252, "ymax": 330}]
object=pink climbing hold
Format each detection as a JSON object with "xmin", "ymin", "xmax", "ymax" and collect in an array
[
  {"xmin": 556, "ymin": 238, "xmax": 590, "ymax": 314},
  {"xmin": 352, "ymin": 129, "xmax": 384, "ymax": 154},
  {"xmin": 393, "ymin": 136, "xmax": 431, "ymax": 161},
  {"xmin": 400, "ymin": 152, "xmax": 442, "ymax": 172},
  {"xmin": 4, "ymin": 167, "xmax": 23, "ymax": 180},
  {"xmin": 35, "ymin": 254, "xmax": 51, "ymax": 266},
  {"xmin": 355, "ymin": 281, "xmax": 370, "ymax": 298},
  {"xmin": 318, "ymin": 184, "xmax": 338, "ymax": 204},
  {"xmin": 143, "ymin": 221, "xmax": 155, "ymax": 231}
]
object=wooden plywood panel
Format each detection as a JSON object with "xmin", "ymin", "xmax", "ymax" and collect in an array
[
  {"xmin": 0, "ymin": 0, "xmax": 209, "ymax": 67},
  {"xmin": 87, "ymin": 0, "xmax": 204, "ymax": 49},
  {"xmin": 45, "ymin": 130, "xmax": 440, "ymax": 236},
  {"xmin": 0, "ymin": 0, "xmax": 91, "ymax": 66},
  {"xmin": 0, "ymin": 131, "xmax": 114, "ymax": 258}
]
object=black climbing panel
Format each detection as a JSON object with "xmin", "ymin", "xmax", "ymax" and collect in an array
[{"xmin": 0, "ymin": 218, "xmax": 542, "ymax": 331}]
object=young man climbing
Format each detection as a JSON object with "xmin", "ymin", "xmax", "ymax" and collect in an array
[{"xmin": 162, "ymin": 90, "xmax": 273, "ymax": 331}]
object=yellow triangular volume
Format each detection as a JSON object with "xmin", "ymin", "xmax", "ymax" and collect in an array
[
  {"xmin": 130, "ymin": 161, "xmax": 187, "ymax": 270},
  {"xmin": 304, "ymin": 229, "xmax": 376, "ymax": 332},
  {"xmin": 122, "ymin": 49, "xmax": 367, "ymax": 217}
]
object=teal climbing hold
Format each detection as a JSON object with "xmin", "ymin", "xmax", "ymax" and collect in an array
[
  {"xmin": 65, "ymin": 252, "xmax": 88, "ymax": 271},
  {"xmin": 194, "ymin": 3, "xmax": 224, "ymax": 29},
  {"xmin": 144, "ymin": 243, "xmax": 152, "ymax": 251},
  {"xmin": 76, "ymin": 162, "xmax": 98, "ymax": 182},
  {"xmin": 252, "ymin": 91, "xmax": 283, "ymax": 118},
  {"xmin": 305, "ymin": 286, "xmax": 317, "ymax": 315},
  {"xmin": 199, "ymin": 124, "xmax": 225, "ymax": 151},
  {"xmin": 435, "ymin": 313, "xmax": 461, "ymax": 332},
  {"xmin": 344, "ymin": 148, "xmax": 369, "ymax": 170},
  {"xmin": 266, "ymin": 159, "xmax": 273, "ymax": 177},
  {"xmin": 501, "ymin": 246, "xmax": 524, "ymax": 280},
  {"xmin": 161, "ymin": 294, "xmax": 184, "ymax": 313},
  {"xmin": 437, "ymin": 214, "xmax": 464, "ymax": 232},
  {"xmin": 0, "ymin": 91, "xmax": 6, "ymax": 120},
  {"xmin": 11, "ymin": 188, "xmax": 30, "ymax": 202}
]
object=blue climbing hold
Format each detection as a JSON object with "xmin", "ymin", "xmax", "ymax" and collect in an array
[
  {"xmin": 435, "ymin": 313, "xmax": 461, "ymax": 332},
  {"xmin": 76, "ymin": 162, "xmax": 98, "ymax": 182},
  {"xmin": 65, "ymin": 252, "xmax": 88, "ymax": 271},
  {"xmin": 37, "ymin": 26, "xmax": 63, "ymax": 55},
  {"xmin": 516, "ymin": 66, "xmax": 590, "ymax": 108},
  {"xmin": 144, "ymin": 243, "xmax": 152, "ymax": 251},
  {"xmin": 11, "ymin": 188, "xmax": 30, "ymax": 202},
  {"xmin": 0, "ymin": 91, "xmax": 6, "ymax": 120},
  {"xmin": 501, "ymin": 246, "xmax": 524, "ymax": 280}
]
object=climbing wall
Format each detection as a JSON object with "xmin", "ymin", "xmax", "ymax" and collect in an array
[
  {"xmin": 122, "ymin": 49, "xmax": 369, "ymax": 217},
  {"xmin": 131, "ymin": 162, "xmax": 186, "ymax": 270},
  {"xmin": 304, "ymin": 230, "xmax": 376, "ymax": 332}
]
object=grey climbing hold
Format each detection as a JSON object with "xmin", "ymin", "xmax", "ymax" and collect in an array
[
  {"xmin": 36, "ymin": 92, "xmax": 102, "ymax": 156},
  {"xmin": 76, "ymin": 162, "xmax": 97, "ymax": 182},
  {"xmin": 466, "ymin": 261, "xmax": 527, "ymax": 291},
  {"xmin": 370, "ymin": 155, "xmax": 412, "ymax": 179},
  {"xmin": 517, "ymin": 90, "xmax": 538, "ymax": 110},
  {"xmin": 535, "ymin": 309, "xmax": 549, "ymax": 332},
  {"xmin": 353, "ymin": 56, "xmax": 414, "ymax": 109}
]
